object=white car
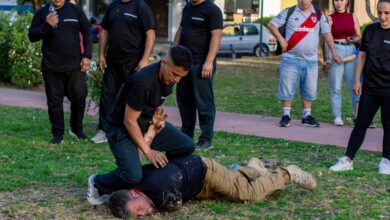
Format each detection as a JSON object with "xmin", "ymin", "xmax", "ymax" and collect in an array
[{"xmin": 219, "ymin": 23, "xmax": 277, "ymax": 57}]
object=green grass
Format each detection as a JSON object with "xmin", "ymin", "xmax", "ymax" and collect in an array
[
  {"xmin": 164, "ymin": 56, "xmax": 381, "ymax": 125},
  {"xmin": 1, "ymin": 105, "xmax": 389, "ymax": 219}
]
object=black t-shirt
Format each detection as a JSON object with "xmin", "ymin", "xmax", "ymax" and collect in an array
[
  {"xmin": 101, "ymin": 0, "xmax": 155, "ymax": 64},
  {"xmin": 28, "ymin": 2, "xmax": 92, "ymax": 73},
  {"xmin": 136, "ymin": 155, "xmax": 207, "ymax": 211},
  {"xmin": 360, "ymin": 23, "xmax": 390, "ymax": 95},
  {"xmin": 179, "ymin": 0, "xmax": 223, "ymax": 64},
  {"xmin": 105, "ymin": 62, "xmax": 172, "ymax": 133}
]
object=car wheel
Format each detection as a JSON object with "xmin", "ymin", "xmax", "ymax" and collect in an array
[{"xmin": 254, "ymin": 43, "xmax": 269, "ymax": 57}]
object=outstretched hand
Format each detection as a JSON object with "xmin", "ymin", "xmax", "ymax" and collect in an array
[
  {"xmin": 151, "ymin": 106, "xmax": 167, "ymax": 133},
  {"xmin": 145, "ymin": 149, "xmax": 168, "ymax": 168}
]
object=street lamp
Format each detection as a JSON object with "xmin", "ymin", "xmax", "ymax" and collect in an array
[{"xmin": 258, "ymin": 0, "xmax": 264, "ymax": 57}]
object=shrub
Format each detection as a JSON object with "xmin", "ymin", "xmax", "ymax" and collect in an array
[
  {"xmin": 8, "ymin": 13, "xmax": 42, "ymax": 88},
  {"xmin": 87, "ymin": 61, "xmax": 102, "ymax": 107},
  {"xmin": 254, "ymin": 16, "xmax": 275, "ymax": 27},
  {"xmin": 0, "ymin": 12, "xmax": 11, "ymax": 83}
]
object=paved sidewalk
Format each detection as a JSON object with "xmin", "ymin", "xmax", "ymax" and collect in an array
[{"xmin": 0, "ymin": 87, "xmax": 383, "ymax": 152}]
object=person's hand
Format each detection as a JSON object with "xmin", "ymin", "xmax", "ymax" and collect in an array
[
  {"xmin": 323, "ymin": 63, "xmax": 331, "ymax": 74},
  {"xmin": 80, "ymin": 58, "xmax": 91, "ymax": 72},
  {"xmin": 144, "ymin": 149, "xmax": 168, "ymax": 168},
  {"xmin": 332, "ymin": 54, "xmax": 343, "ymax": 64},
  {"xmin": 99, "ymin": 55, "xmax": 107, "ymax": 72},
  {"xmin": 279, "ymin": 38, "xmax": 288, "ymax": 53},
  {"xmin": 201, "ymin": 61, "xmax": 213, "ymax": 78},
  {"xmin": 354, "ymin": 81, "xmax": 362, "ymax": 96},
  {"xmin": 347, "ymin": 35, "xmax": 360, "ymax": 44},
  {"xmin": 150, "ymin": 106, "xmax": 167, "ymax": 133},
  {"xmin": 46, "ymin": 13, "xmax": 58, "ymax": 27},
  {"xmin": 135, "ymin": 58, "xmax": 148, "ymax": 71}
]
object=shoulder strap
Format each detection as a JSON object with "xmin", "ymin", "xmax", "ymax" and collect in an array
[{"xmin": 285, "ymin": 6, "xmax": 296, "ymax": 22}]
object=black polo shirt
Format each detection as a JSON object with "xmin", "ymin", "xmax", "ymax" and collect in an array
[
  {"xmin": 136, "ymin": 155, "xmax": 207, "ymax": 211},
  {"xmin": 360, "ymin": 23, "xmax": 390, "ymax": 96},
  {"xmin": 105, "ymin": 61, "xmax": 172, "ymax": 133},
  {"xmin": 28, "ymin": 2, "xmax": 92, "ymax": 73},
  {"xmin": 101, "ymin": 0, "xmax": 155, "ymax": 64},
  {"xmin": 179, "ymin": 0, "xmax": 223, "ymax": 64}
]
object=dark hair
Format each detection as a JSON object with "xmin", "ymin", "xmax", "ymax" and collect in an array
[
  {"xmin": 108, "ymin": 190, "xmax": 133, "ymax": 218},
  {"xmin": 90, "ymin": 16, "xmax": 97, "ymax": 24},
  {"xmin": 379, "ymin": 0, "xmax": 390, "ymax": 4},
  {"xmin": 167, "ymin": 45, "xmax": 193, "ymax": 71}
]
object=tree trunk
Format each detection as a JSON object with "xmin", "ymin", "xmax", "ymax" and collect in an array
[
  {"xmin": 32, "ymin": 0, "xmax": 45, "ymax": 11},
  {"xmin": 365, "ymin": 0, "xmax": 377, "ymax": 22}
]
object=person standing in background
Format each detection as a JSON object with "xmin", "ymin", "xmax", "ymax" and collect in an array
[
  {"xmin": 174, "ymin": 0, "xmax": 223, "ymax": 150},
  {"xmin": 329, "ymin": 0, "xmax": 390, "ymax": 174},
  {"xmin": 90, "ymin": 0, "xmax": 156, "ymax": 144},
  {"xmin": 28, "ymin": 0, "xmax": 92, "ymax": 144},
  {"xmin": 323, "ymin": 0, "xmax": 361, "ymax": 126}
]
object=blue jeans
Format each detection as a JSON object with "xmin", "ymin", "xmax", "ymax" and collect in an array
[
  {"xmin": 328, "ymin": 44, "xmax": 359, "ymax": 118},
  {"xmin": 94, "ymin": 122, "xmax": 195, "ymax": 195},
  {"xmin": 278, "ymin": 57, "xmax": 318, "ymax": 101},
  {"xmin": 176, "ymin": 62, "xmax": 216, "ymax": 143}
]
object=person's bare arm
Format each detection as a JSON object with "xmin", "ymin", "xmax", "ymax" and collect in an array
[
  {"xmin": 136, "ymin": 29, "xmax": 156, "ymax": 70},
  {"xmin": 98, "ymin": 28, "xmax": 108, "ymax": 71},
  {"xmin": 202, "ymin": 29, "xmax": 222, "ymax": 78},
  {"xmin": 173, "ymin": 26, "xmax": 182, "ymax": 46},
  {"xmin": 354, "ymin": 52, "xmax": 366, "ymax": 96},
  {"xmin": 267, "ymin": 23, "xmax": 288, "ymax": 52},
  {"xmin": 324, "ymin": 32, "xmax": 342, "ymax": 64},
  {"xmin": 124, "ymin": 105, "xmax": 168, "ymax": 168}
]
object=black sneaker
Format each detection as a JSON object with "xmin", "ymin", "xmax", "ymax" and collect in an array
[
  {"xmin": 369, "ymin": 121, "xmax": 376, "ymax": 129},
  {"xmin": 69, "ymin": 130, "xmax": 88, "ymax": 140},
  {"xmin": 196, "ymin": 141, "xmax": 213, "ymax": 150},
  {"xmin": 50, "ymin": 135, "xmax": 63, "ymax": 144},
  {"xmin": 279, "ymin": 115, "xmax": 291, "ymax": 127},
  {"xmin": 301, "ymin": 115, "xmax": 320, "ymax": 127}
]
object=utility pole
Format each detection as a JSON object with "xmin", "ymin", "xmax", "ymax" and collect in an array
[{"xmin": 258, "ymin": 0, "xmax": 264, "ymax": 56}]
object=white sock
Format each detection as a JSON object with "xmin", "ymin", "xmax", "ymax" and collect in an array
[
  {"xmin": 302, "ymin": 108, "xmax": 311, "ymax": 118},
  {"xmin": 283, "ymin": 107, "xmax": 291, "ymax": 116}
]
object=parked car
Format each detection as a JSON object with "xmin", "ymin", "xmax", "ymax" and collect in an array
[{"xmin": 218, "ymin": 23, "xmax": 277, "ymax": 57}]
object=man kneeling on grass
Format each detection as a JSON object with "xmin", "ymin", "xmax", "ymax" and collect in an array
[{"xmin": 106, "ymin": 123, "xmax": 317, "ymax": 218}]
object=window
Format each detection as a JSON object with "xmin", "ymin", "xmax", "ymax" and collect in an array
[
  {"xmin": 222, "ymin": 25, "xmax": 241, "ymax": 36},
  {"xmin": 242, "ymin": 25, "xmax": 258, "ymax": 36}
]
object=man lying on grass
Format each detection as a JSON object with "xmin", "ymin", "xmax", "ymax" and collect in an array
[{"xmin": 106, "ymin": 117, "xmax": 317, "ymax": 218}]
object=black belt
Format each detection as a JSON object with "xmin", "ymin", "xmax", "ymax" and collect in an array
[{"xmin": 334, "ymin": 41, "xmax": 352, "ymax": 46}]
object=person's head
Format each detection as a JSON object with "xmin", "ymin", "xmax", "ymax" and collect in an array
[
  {"xmin": 297, "ymin": 0, "xmax": 313, "ymax": 12},
  {"xmin": 108, "ymin": 189, "xmax": 156, "ymax": 218},
  {"xmin": 332, "ymin": 0, "xmax": 349, "ymax": 13},
  {"xmin": 190, "ymin": 0, "xmax": 205, "ymax": 5},
  {"xmin": 378, "ymin": 0, "xmax": 390, "ymax": 28},
  {"xmin": 90, "ymin": 16, "xmax": 97, "ymax": 25},
  {"xmin": 159, "ymin": 45, "xmax": 193, "ymax": 85},
  {"xmin": 51, "ymin": 0, "xmax": 65, "ymax": 8},
  {"xmin": 234, "ymin": 27, "xmax": 240, "ymax": 34}
]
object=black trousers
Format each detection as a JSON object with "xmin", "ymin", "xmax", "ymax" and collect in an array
[
  {"xmin": 43, "ymin": 70, "xmax": 87, "ymax": 137},
  {"xmin": 346, "ymin": 92, "xmax": 390, "ymax": 160},
  {"xmin": 176, "ymin": 62, "xmax": 216, "ymax": 143},
  {"xmin": 98, "ymin": 58, "xmax": 139, "ymax": 130}
]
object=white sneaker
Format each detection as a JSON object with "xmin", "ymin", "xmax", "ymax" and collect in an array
[
  {"xmin": 87, "ymin": 175, "xmax": 105, "ymax": 205},
  {"xmin": 329, "ymin": 156, "xmax": 353, "ymax": 171},
  {"xmin": 90, "ymin": 130, "xmax": 107, "ymax": 144},
  {"xmin": 378, "ymin": 158, "xmax": 390, "ymax": 175},
  {"xmin": 333, "ymin": 117, "xmax": 344, "ymax": 126}
]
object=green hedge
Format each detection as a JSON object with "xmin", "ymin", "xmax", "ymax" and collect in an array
[{"xmin": 0, "ymin": 12, "xmax": 42, "ymax": 88}]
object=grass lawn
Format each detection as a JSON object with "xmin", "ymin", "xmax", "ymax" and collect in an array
[
  {"xmin": 163, "ymin": 56, "xmax": 381, "ymax": 125},
  {"xmin": 1, "ymin": 105, "xmax": 389, "ymax": 219}
]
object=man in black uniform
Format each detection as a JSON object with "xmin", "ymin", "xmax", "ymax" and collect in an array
[
  {"xmin": 90, "ymin": 0, "xmax": 156, "ymax": 144},
  {"xmin": 28, "ymin": 0, "xmax": 92, "ymax": 144},
  {"xmin": 174, "ymin": 0, "xmax": 223, "ymax": 150},
  {"xmin": 87, "ymin": 46, "xmax": 196, "ymax": 206}
]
